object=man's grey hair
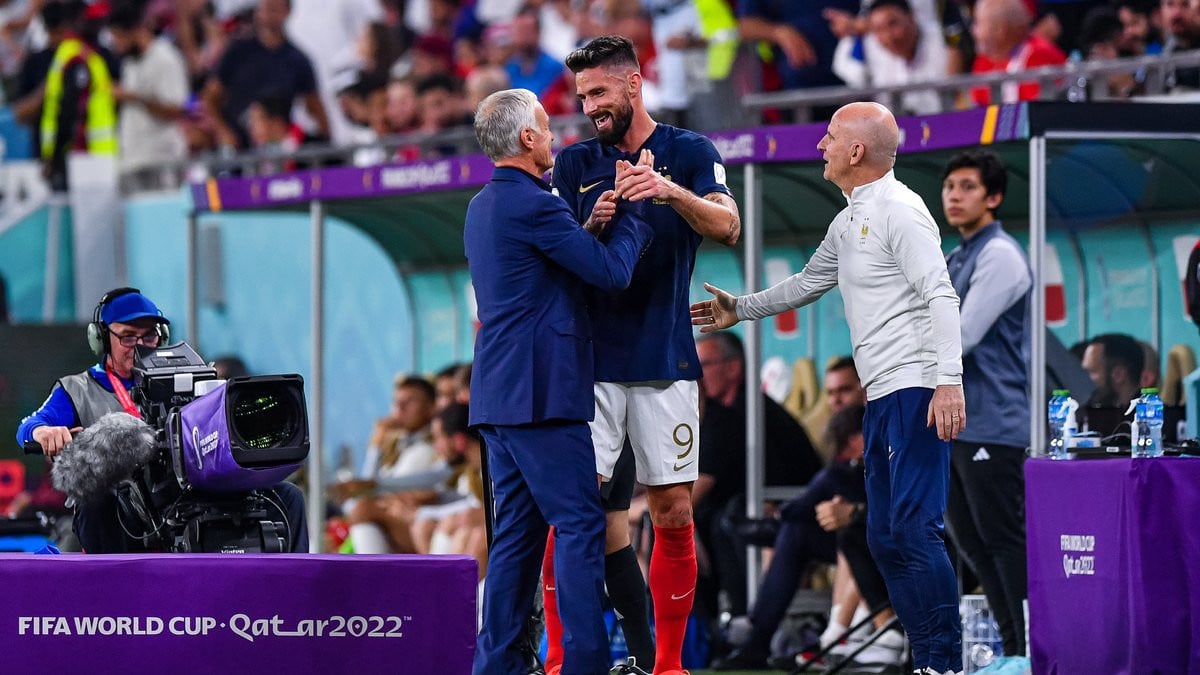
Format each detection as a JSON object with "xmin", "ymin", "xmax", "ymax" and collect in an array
[{"xmin": 474, "ymin": 88, "xmax": 540, "ymax": 161}]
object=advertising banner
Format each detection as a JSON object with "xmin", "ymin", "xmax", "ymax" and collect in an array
[{"xmin": 1, "ymin": 553, "xmax": 478, "ymax": 674}]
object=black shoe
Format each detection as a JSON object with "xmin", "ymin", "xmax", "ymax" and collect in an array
[
  {"xmin": 711, "ymin": 645, "xmax": 771, "ymax": 671},
  {"xmin": 735, "ymin": 518, "xmax": 780, "ymax": 547}
]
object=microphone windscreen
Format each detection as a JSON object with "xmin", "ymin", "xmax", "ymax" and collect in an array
[{"xmin": 52, "ymin": 412, "xmax": 157, "ymax": 504}]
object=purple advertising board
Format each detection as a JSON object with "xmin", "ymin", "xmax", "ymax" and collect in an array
[
  {"xmin": 1026, "ymin": 457, "xmax": 1200, "ymax": 674},
  {"xmin": 192, "ymin": 105, "xmax": 1029, "ymax": 212},
  {"xmin": 1, "ymin": 553, "xmax": 478, "ymax": 674}
]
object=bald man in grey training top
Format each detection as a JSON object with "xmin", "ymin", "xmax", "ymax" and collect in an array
[{"xmin": 692, "ymin": 102, "xmax": 966, "ymax": 675}]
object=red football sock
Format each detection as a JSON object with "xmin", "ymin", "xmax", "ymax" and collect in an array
[
  {"xmin": 649, "ymin": 523, "xmax": 697, "ymax": 673},
  {"xmin": 542, "ymin": 528, "xmax": 564, "ymax": 672}
]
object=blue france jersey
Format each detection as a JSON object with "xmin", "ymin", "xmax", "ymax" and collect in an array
[{"xmin": 552, "ymin": 124, "xmax": 731, "ymax": 382}]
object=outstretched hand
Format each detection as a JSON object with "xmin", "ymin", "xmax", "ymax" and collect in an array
[{"xmin": 690, "ymin": 282, "xmax": 739, "ymax": 333}]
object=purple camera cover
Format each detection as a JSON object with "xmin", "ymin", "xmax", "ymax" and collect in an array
[{"xmin": 180, "ymin": 383, "xmax": 300, "ymax": 492}]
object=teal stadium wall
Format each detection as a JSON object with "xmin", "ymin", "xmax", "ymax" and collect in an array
[{"xmin": 1, "ymin": 190, "xmax": 1197, "ymax": 469}]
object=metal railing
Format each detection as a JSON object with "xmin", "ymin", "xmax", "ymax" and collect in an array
[
  {"xmin": 181, "ymin": 113, "xmax": 599, "ymax": 181},
  {"xmin": 741, "ymin": 49, "xmax": 1200, "ymax": 122}
]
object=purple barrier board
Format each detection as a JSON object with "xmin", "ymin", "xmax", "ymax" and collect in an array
[
  {"xmin": 1026, "ymin": 458, "xmax": 1200, "ymax": 675},
  {"xmin": 0, "ymin": 553, "xmax": 478, "ymax": 674},
  {"xmin": 192, "ymin": 105, "xmax": 1029, "ymax": 212}
]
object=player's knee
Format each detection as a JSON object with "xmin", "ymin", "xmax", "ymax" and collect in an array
[{"xmin": 649, "ymin": 499, "xmax": 692, "ymax": 529}]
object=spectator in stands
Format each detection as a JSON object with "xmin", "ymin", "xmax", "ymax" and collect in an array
[
  {"xmin": 410, "ymin": 33, "xmax": 455, "ymax": 78},
  {"xmin": 1076, "ymin": 7, "xmax": 1142, "ymax": 98},
  {"xmin": 332, "ymin": 375, "xmax": 441, "ymax": 553},
  {"xmin": 285, "ymin": 0, "xmax": 384, "ymax": 147},
  {"xmin": 1140, "ymin": 340, "xmax": 1161, "ymax": 388},
  {"xmin": 202, "ymin": 0, "xmax": 329, "ymax": 150},
  {"xmin": 715, "ymin": 404, "xmax": 907, "ymax": 671},
  {"xmin": 414, "ymin": 72, "xmax": 466, "ymax": 133},
  {"xmin": 941, "ymin": 150, "xmax": 1031, "ymax": 671},
  {"xmin": 737, "ymin": 0, "xmax": 860, "ymax": 94},
  {"xmin": 693, "ymin": 331, "xmax": 824, "ymax": 618},
  {"xmin": 831, "ymin": 0, "xmax": 950, "ymax": 116},
  {"xmin": 503, "ymin": 6, "xmax": 568, "ymax": 101},
  {"xmin": 644, "ymin": 0, "xmax": 705, "ymax": 127},
  {"xmin": 108, "ymin": 1, "xmax": 188, "ymax": 192},
  {"xmin": 434, "ymin": 362, "xmax": 462, "ymax": 411},
  {"xmin": 464, "ymin": 64, "xmax": 511, "ymax": 113},
  {"xmin": 805, "ymin": 356, "xmax": 871, "ymax": 461},
  {"xmin": 410, "ymin": 403, "xmax": 486, "ymax": 573},
  {"xmin": 817, "ymin": 407, "xmax": 905, "ymax": 672},
  {"xmin": 39, "ymin": 0, "xmax": 118, "ymax": 191},
  {"xmin": 12, "ymin": 0, "xmax": 73, "ymax": 158},
  {"xmin": 451, "ymin": 361, "xmax": 471, "ymax": 404},
  {"xmin": 246, "ymin": 94, "xmax": 305, "ymax": 173},
  {"xmin": 384, "ymin": 77, "xmax": 419, "ymax": 133},
  {"xmin": 478, "ymin": 20, "xmax": 513, "ymax": 67},
  {"xmin": 0, "ymin": 0, "xmax": 43, "ymax": 80},
  {"xmin": 1081, "ymin": 333, "xmax": 1145, "ymax": 408},
  {"xmin": 1162, "ymin": 0, "xmax": 1200, "ymax": 89},
  {"xmin": 970, "ymin": 0, "xmax": 1067, "ymax": 105},
  {"xmin": 351, "ymin": 20, "xmax": 404, "ymax": 136},
  {"xmin": 212, "ymin": 354, "xmax": 250, "ymax": 379},
  {"xmin": 173, "ymin": 0, "xmax": 228, "ymax": 91},
  {"xmin": 1115, "ymin": 0, "xmax": 1163, "ymax": 55}
]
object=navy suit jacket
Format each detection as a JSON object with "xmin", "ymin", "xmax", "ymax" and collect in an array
[{"xmin": 465, "ymin": 166, "xmax": 652, "ymax": 426}]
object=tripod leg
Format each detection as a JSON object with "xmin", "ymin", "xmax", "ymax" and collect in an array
[
  {"xmin": 790, "ymin": 603, "xmax": 892, "ymax": 674},
  {"xmin": 821, "ymin": 615, "xmax": 902, "ymax": 675}
]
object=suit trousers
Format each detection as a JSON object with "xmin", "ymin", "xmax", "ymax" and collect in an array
[{"xmin": 474, "ymin": 421, "xmax": 609, "ymax": 675}]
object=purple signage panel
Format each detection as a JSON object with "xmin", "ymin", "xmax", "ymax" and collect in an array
[
  {"xmin": 192, "ymin": 106, "xmax": 1031, "ymax": 212},
  {"xmin": 1, "ymin": 553, "xmax": 478, "ymax": 674},
  {"xmin": 1026, "ymin": 458, "xmax": 1200, "ymax": 675},
  {"xmin": 194, "ymin": 156, "xmax": 496, "ymax": 211}
]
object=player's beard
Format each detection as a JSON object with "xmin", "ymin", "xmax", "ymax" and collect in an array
[{"xmin": 594, "ymin": 96, "xmax": 634, "ymax": 146}]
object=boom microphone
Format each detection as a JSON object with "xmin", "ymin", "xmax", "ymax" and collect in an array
[{"xmin": 52, "ymin": 413, "xmax": 157, "ymax": 504}]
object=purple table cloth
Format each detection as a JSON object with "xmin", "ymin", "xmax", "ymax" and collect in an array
[
  {"xmin": 0, "ymin": 553, "xmax": 477, "ymax": 674},
  {"xmin": 1026, "ymin": 457, "xmax": 1200, "ymax": 674}
]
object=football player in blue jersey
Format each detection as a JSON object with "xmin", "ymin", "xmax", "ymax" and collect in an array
[{"xmin": 540, "ymin": 35, "xmax": 742, "ymax": 675}]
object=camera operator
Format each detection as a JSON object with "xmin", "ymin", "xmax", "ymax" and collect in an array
[{"xmin": 16, "ymin": 288, "xmax": 308, "ymax": 553}]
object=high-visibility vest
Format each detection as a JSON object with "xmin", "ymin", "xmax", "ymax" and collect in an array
[
  {"xmin": 40, "ymin": 37, "xmax": 117, "ymax": 159},
  {"xmin": 696, "ymin": 0, "xmax": 739, "ymax": 80}
]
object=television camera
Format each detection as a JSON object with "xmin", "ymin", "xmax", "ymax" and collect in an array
[{"xmin": 47, "ymin": 342, "xmax": 309, "ymax": 553}]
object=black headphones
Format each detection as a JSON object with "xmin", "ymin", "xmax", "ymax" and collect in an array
[{"xmin": 86, "ymin": 287, "xmax": 170, "ymax": 357}]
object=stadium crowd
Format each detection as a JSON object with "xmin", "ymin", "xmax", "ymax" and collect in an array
[{"xmin": 2, "ymin": 0, "xmax": 1197, "ymax": 186}]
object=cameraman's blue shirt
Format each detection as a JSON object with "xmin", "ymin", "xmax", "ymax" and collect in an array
[{"xmin": 15, "ymin": 364, "xmax": 133, "ymax": 447}]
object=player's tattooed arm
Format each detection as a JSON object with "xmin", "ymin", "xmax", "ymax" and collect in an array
[
  {"xmin": 671, "ymin": 189, "xmax": 741, "ymax": 246},
  {"xmin": 704, "ymin": 192, "xmax": 741, "ymax": 246}
]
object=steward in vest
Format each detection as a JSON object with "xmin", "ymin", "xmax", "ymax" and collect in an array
[{"xmin": 39, "ymin": 0, "xmax": 117, "ymax": 191}]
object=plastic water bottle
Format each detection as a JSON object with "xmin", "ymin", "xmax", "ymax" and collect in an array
[
  {"xmin": 1048, "ymin": 390, "xmax": 1078, "ymax": 459},
  {"xmin": 1131, "ymin": 388, "xmax": 1165, "ymax": 458}
]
